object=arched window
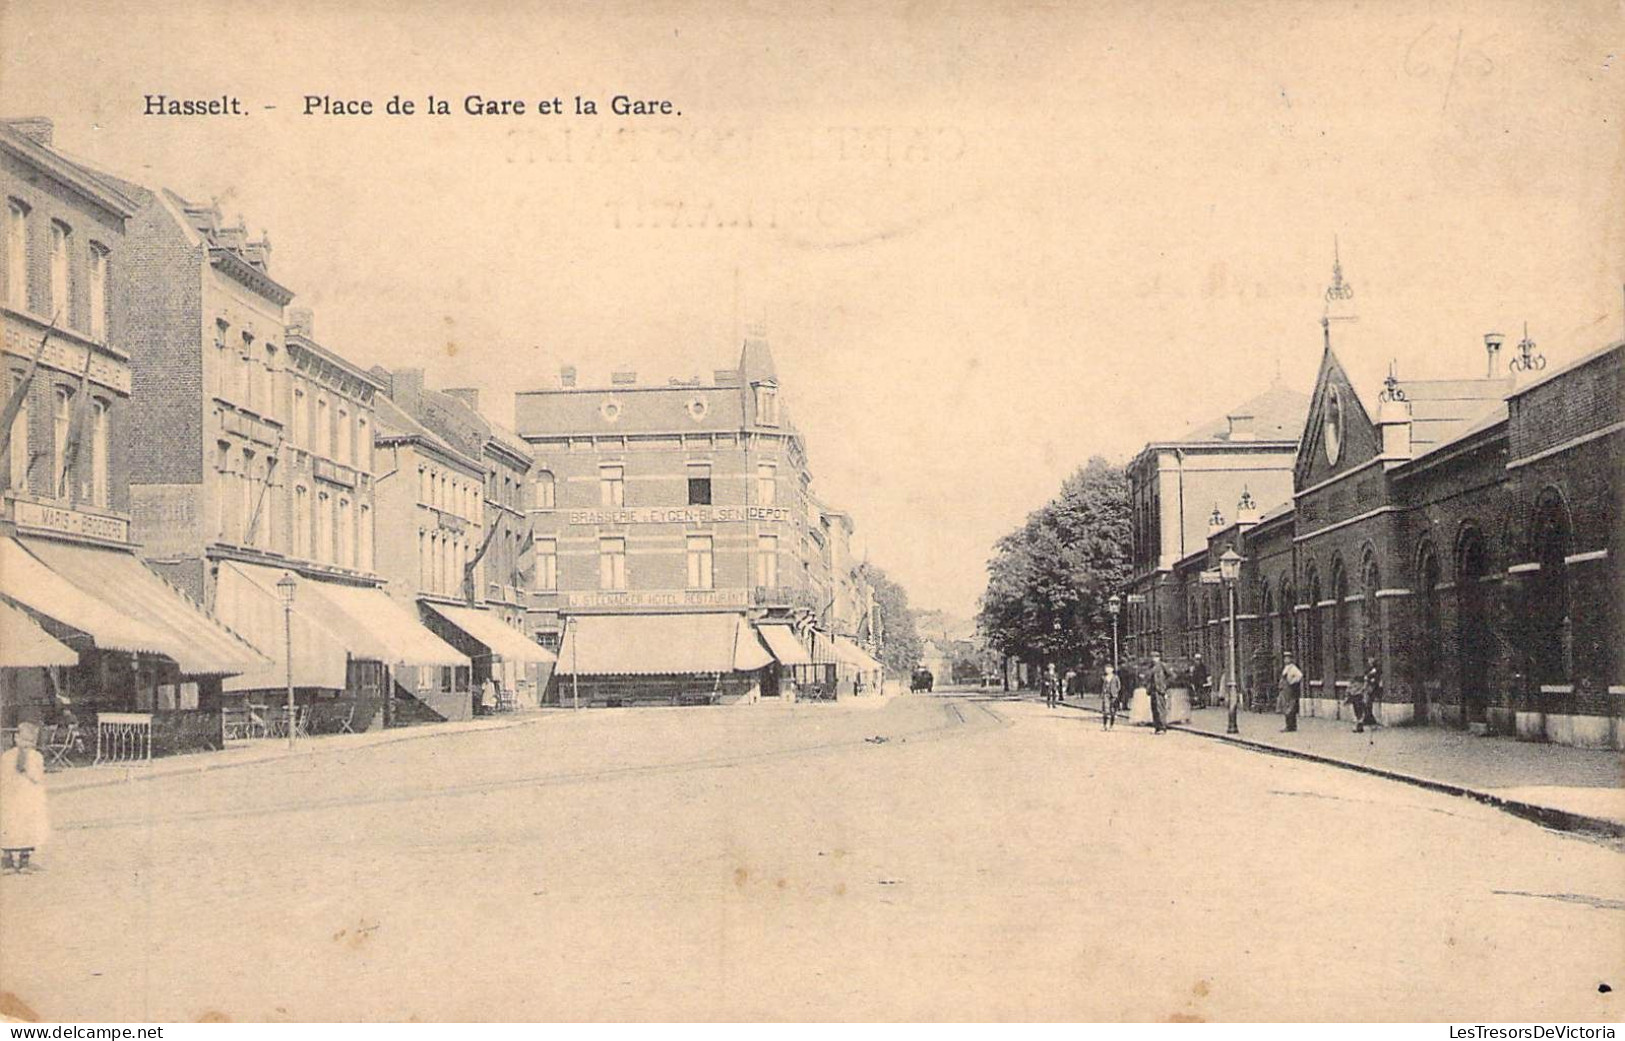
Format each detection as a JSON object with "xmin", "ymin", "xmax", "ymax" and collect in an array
[
  {"xmin": 1527, "ymin": 490, "xmax": 1571, "ymax": 686},
  {"xmin": 1456, "ymin": 525, "xmax": 1493, "ymax": 725},
  {"xmin": 1360, "ymin": 552, "xmax": 1382, "ymax": 670},
  {"xmin": 1304, "ymin": 564, "xmax": 1324, "ymax": 683},
  {"xmin": 535, "ymin": 470, "xmax": 556, "ymax": 509},
  {"xmin": 1331, "ymin": 557, "xmax": 1351, "ymax": 680},
  {"xmin": 1279, "ymin": 576, "xmax": 1296, "ymax": 665},
  {"xmin": 1417, "ymin": 542, "xmax": 1443, "ymax": 683}
]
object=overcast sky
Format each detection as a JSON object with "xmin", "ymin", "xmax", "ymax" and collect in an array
[{"xmin": 4, "ymin": 0, "xmax": 1621, "ymax": 618}]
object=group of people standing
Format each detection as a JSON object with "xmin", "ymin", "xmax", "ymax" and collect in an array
[{"xmin": 1037, "ymin": 649, "xmax": 1386, "ymax": 738}]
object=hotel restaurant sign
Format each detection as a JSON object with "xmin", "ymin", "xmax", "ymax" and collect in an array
[
  {"xmin": 562, "ymin": 589, "xmax": 751, "ymax": 611},
  {"xmin": 567, "ymin": 506, "xmax": 793, "ymax": 526}
]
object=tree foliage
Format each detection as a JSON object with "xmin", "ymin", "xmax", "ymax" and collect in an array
[
  {"xmin": 976, "ymin": 456, "xmax": 1131, "ymax": 670},
  {"xmin": 860, "ymin": 562, "xmax": 923, "ymax": 677}
]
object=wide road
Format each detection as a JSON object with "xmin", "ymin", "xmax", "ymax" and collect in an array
[{"xmin": 2, "ymin": 691, "xmax": 1620, "ymax": 1022}]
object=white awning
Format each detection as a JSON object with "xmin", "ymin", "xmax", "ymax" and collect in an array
[
  {"xmin": 217, "ymin": 562, "xmax": 467, "ymax": 691},
  {"xmin": 557, "ymin": 613, "xmax": 770, "ymax": 676},
  {"xmin": 8, "ymin": 537, "xmax": 268, "ymax": 675},
  {"xmin": 422, "ymin": 603, "xmax": 556, "ymax": 665},
  {"xmin": 0, "ymin": 599, "xmax": 79, "ymax": 667},
  {"xmin": 756, "ymin": 623, "xmax": 813, "ymax": 666}
]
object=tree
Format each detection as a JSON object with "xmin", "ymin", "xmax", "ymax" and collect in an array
[
  {"xmin": 860, "ymin": 562, "xmax": 923, "ymax": 677},
  {"xmin": 977, "ymin": 456, "xmax": 1130, "ymax": 675}
]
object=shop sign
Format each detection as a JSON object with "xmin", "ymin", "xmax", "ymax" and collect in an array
[
  {"xmin": 12, "ymin": 500, "xmax": 130, "ymax": 543},
  {"xmin": 568, "ymin": 505, "xmax": 792, "ymax": 526},
  {"xmin": 562, "ymin": 588, "xmax": 750, "ymax": 609}
]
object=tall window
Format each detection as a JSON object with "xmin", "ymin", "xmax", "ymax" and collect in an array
[
  {"xmin": 754, "ymin": 383, "xmax": 779, "ymax": 425},
  {"xmin": 5, "ymin": 200, "xmax": 27, "ymax": 309},
  {"xmin": 536, "ymin": 537, "xmax": 557, "ymax": 591},
  {"xmin": 89, "ymin": 398, "xmax": 109, "ymax": 507},
  {"xmin": 757, "ymin": 535, "xmax": 779, "ymax": 588},
  {"xmin": 418, "ymin": 465, "xmax": 429, "ymax": 502},
  {"xmin": 317, "ymin": 491, "xmax": 332, "ymax": 563},
  {"xmin": 357, "ymin": 416, "xmax": 371, "ymax": 472},
  {"xmin": 52, "ymin": 386, "xmax": 72, "ymax": 497},
  {"xmin": 599, "ymin": 464, "xmax": 624, "ymax": 507},
  {"xmin": 49, "ymin": 221, "xmax": 70, "ymax": 324},
  {"xmin": 8, "ymin": 376, "xmax": 28, "ymax": 492},
  {"xmin": 429, "ymin": 533, "xmax": 441, "ymax": 592},
  {"xmin": 418, "ymin": 530, "xmax": 428, "ymax": 589},
  {"xmin": 686, "ymin": 535, "xmax": 714, "ymax": 589},
  {"xmin": 336, "ymin": 406, "xmax": 351, "ymax": 464},
  {"xmin": 599, "ymin": 536, "xmax": 627, "ymax": 590},
  {"xmin": 534, "ymin": 471, "xmax": 555, "ymax": 509},
  {"xmin": 359, "ymin": 503, "xmax": 373, "ymax": 570},
  {"xmin": 241, "ymin": 449, "xmax": 257, "ymax": 543},
  {"xmin": 243, "ymin": 339, "xmax": 257, "ymax": 411},
  {"xmin": 215, "ymin": 321, "xmax": 231, "ymax": 399},
  {"xmin": 687, "ymin": 462, "xmax": 712, "ymax": 506},
  {"xmin": 337, "ymin": 497, "xmax": 353, "ymax": 567},
  {"xmin": 757, "ymin": 462, "xmax": 776, "ymax": 505},
  {"xmin": 293, "ymin": 485, "xmax": 310, "ymax": 557},
  {"xmin": 87, "ymin": 244, "xmax": 108, "ymax": 342},
  {"xmin": 315, "ymin": 398, "xmax": 330, "ymax": 457},
  {"xmin": 292, "ymin": 385, "xmax": 307, "ymax": 447},
  {"xmin": 215, "ymin": 441, "xmax": 232, "ymax": 537}
]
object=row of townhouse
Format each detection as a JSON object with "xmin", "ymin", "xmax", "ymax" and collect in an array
[
  {"xmin": 0, "ymin": 117, "xmax": 549, "ymax": 751},
  {"xmin": 1119, "ymin": 253, "xmax": 1624, "ymax": 749},
  {"xmin": 0, "ymin": 116, "xmax": 886, "ymax": 752}
]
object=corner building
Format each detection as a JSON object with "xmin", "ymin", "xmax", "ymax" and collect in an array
[{"xmin": 515, "ymin": 329, "xmax": 821, "ymax": 705}]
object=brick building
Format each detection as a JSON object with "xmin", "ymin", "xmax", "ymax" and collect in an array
[
  {"xmin": 111, "ymin": 182, "xmax": 467, "ymax": 728},
  {"xmin": 1, "ymin": 118, "xmax": 265, "ymax": 749},
  {"xmin": 1129, "ymin": 254, "xmax": 1624, "ymax": 749},
  {"xmin": 516, "ymin": 328, "xmax": 860, "ymax": 705},
  {"xmin": 1121, "ymin": 377, "xmax": 1308, "ymax": 660},
  {"xmin": 370, "ymin": 370, "xmax": 553, "ymax": 718}
]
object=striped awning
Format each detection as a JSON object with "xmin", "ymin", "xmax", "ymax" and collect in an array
[
  {"xmin": 557, "ymin": 613, "xmax": 770, "ymax": 676},
  {"xmin": 0, "ymin": 599, "xmax": 79, "ymax": 667},
  {"xmin": 757, "ymin": 623, "xmax": 813, "ymax": 666}
]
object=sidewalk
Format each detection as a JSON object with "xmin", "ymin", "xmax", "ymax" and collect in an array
[
  {"xmin": 1056, "ymin": 693, "xmax": 1625, "ymax": 837},
  {"xmin": 44, "ymin": 710, "xmax": 563, "ymax": 794}
]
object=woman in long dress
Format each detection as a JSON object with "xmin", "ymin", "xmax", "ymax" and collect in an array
[
  {"xmin": 1128, "ymin": 668, "xmax": 1154, "ymax": 726},
  {"xmin": 1, "ymin": 721, "xmax": 51, "ymax": 873}
]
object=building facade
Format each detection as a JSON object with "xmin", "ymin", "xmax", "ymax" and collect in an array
[
  {"xmin": 516, "ymin": 330, "xmax": 834, "ymax": 704},
  {"xmin": 1130, "ymin": 257, "xmax": 1624, "ymax": 749},
  {"xmin": 1, "ymin": 118, "xmax": 265, "ymax": 750}
]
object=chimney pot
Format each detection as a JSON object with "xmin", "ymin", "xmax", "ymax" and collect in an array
[
  {"xmin": 287, "ymin": 307, "xmax": 314, "ymax": 339},
  {"xmin": 1484, "ymin": 331, "xmax": 1504, "ymax": 378},
  {"xmin": 559, "ymin": 365, "xmax": 577, "ymax": 389}
]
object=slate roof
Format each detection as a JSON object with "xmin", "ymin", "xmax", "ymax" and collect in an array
[{"xmin": 1171, "ymin": 381, "xmax": 1310, "ymax": 444}]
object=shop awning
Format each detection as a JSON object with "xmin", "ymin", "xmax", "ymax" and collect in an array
[
  {"xmin": 9, "ymin": 537, "xmax": 268, "ymax": 675},
  {"xmin": 216, "ymin": 562, "xmax": 467, "ymax": 691},
  {"xmin": 422, "ymin": 603, "xmax": 556, "ymax": 665},
  {"xmin": 557, "ymin": 613, "xmax": 771, "ymax": 676},
  {"xmin": 0, "ymin": 537, "xmax": 172, "ymax": 658},
  {"xmin": 0, "ymin": 599, "xmax": 79, "ymax": 667},
  {"xmin": 833, "ymin": 635, "xmax": 885, "ymax": 674},
  {"xmin": 756, "ymin": 623, "xmax": 813, "ymax": 666}
]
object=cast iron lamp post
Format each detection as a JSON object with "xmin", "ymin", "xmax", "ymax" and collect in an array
[
  {"xmin": 276, "ymin": 572, "xmax": 298, "ymax": 750},
  {"xmin": 1220, "ymin": 548, "xmax": 1243, "ymax": 735},
  {"xmin": 1107, "ymin": 594, "xmax": 1121, "ymax": 673}
]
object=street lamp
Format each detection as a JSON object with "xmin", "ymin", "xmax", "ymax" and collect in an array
[
  {"xmin": 563, "ymin": 614, "xmax": 580, "ymax": 711},
  {"xmin": 1106, "ymin": 594, "xmax": 1121, "ymax": 673},
  {"xmin": 276, "ymin": 572, "xmax": 298, "ymax": 750},
  {"xmin": 1219, "ymin": 548, "xmax": 1243, "ymax": 735}
]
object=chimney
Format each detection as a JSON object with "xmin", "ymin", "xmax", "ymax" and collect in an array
[
  {"xmin": 443, "ymin": 387, "xmax": 480, "ymax": 412},
  {"xmin": 287, "ymin": 307, "xmax": 314, "ymax": 339},
  {"xmin": 5, "ymin": 117, "xmax": 54, "ymax": 147},
  {"xmin": 1226, "ymin": 412, "xmax": 1256, "ymax": 441},
  {"xmin": 1376, "ymin": 362, "xmax": 1413, "ymax": 463},
  {"xmin": 559, "ymin": 365, "xmax": 577, "ymax": 389},
  {"xmin": 1484, "ymin": 332, "xmax": 1504, "ymax": 378},
  {"xmin": 393, "ymin": 368, "xmax": 425, "ymax": 407},
  {"xmin": 611, "ymin": 370, "xmax": 637, "ymax": 386}
]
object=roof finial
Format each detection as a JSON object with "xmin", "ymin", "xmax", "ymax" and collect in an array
[
  {"xmin": 1325, "ymin": 236, "xmax": 1353, "ymax": 304},
  {"xmin": 1511, "ymin": 322, "xmax": 1546, "ymax": 374},
  {"xmin": 1380, "ymin": 359, "xmax": 1406, "ymax": 402}
]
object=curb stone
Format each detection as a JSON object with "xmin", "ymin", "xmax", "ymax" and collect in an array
[{"xmin": 1047, "ymin": 695, "xmax": 1625, "ymax": 840}]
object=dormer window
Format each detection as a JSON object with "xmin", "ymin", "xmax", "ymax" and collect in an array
[{"xmin": 754, "ymin": 382, "xmax": 779, "ymax": 426}]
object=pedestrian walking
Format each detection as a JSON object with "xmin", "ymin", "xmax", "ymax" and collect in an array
[
  {"xmin": 1116, "ymin": 661, "xmax": 1138, "ymax": 712},
  {"xmin": 1362, "ymin": 658, "xmax": 1383, "ymax": 729},
  {"xmin": 1279, "ymin": 652, "xmax": 1303, "ymax": 732},
  {"xmin": 1149, "ymin": 651, "xmax": 1171, "ymax": 733},
  {"xmin": 1042, "ymin": 663, "xmax": 1060, "ymax": 708},
  {"xmin": 1190, "ymin": 654, "xmax": 1211, "ymax": 709},
  {"xmin": 1101, "ymin": 666, "xmax": 1120, "ymax": 730},
  {"xmin": 1, "ymin": 723, "xmax": 51, "ymax": 874}
]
